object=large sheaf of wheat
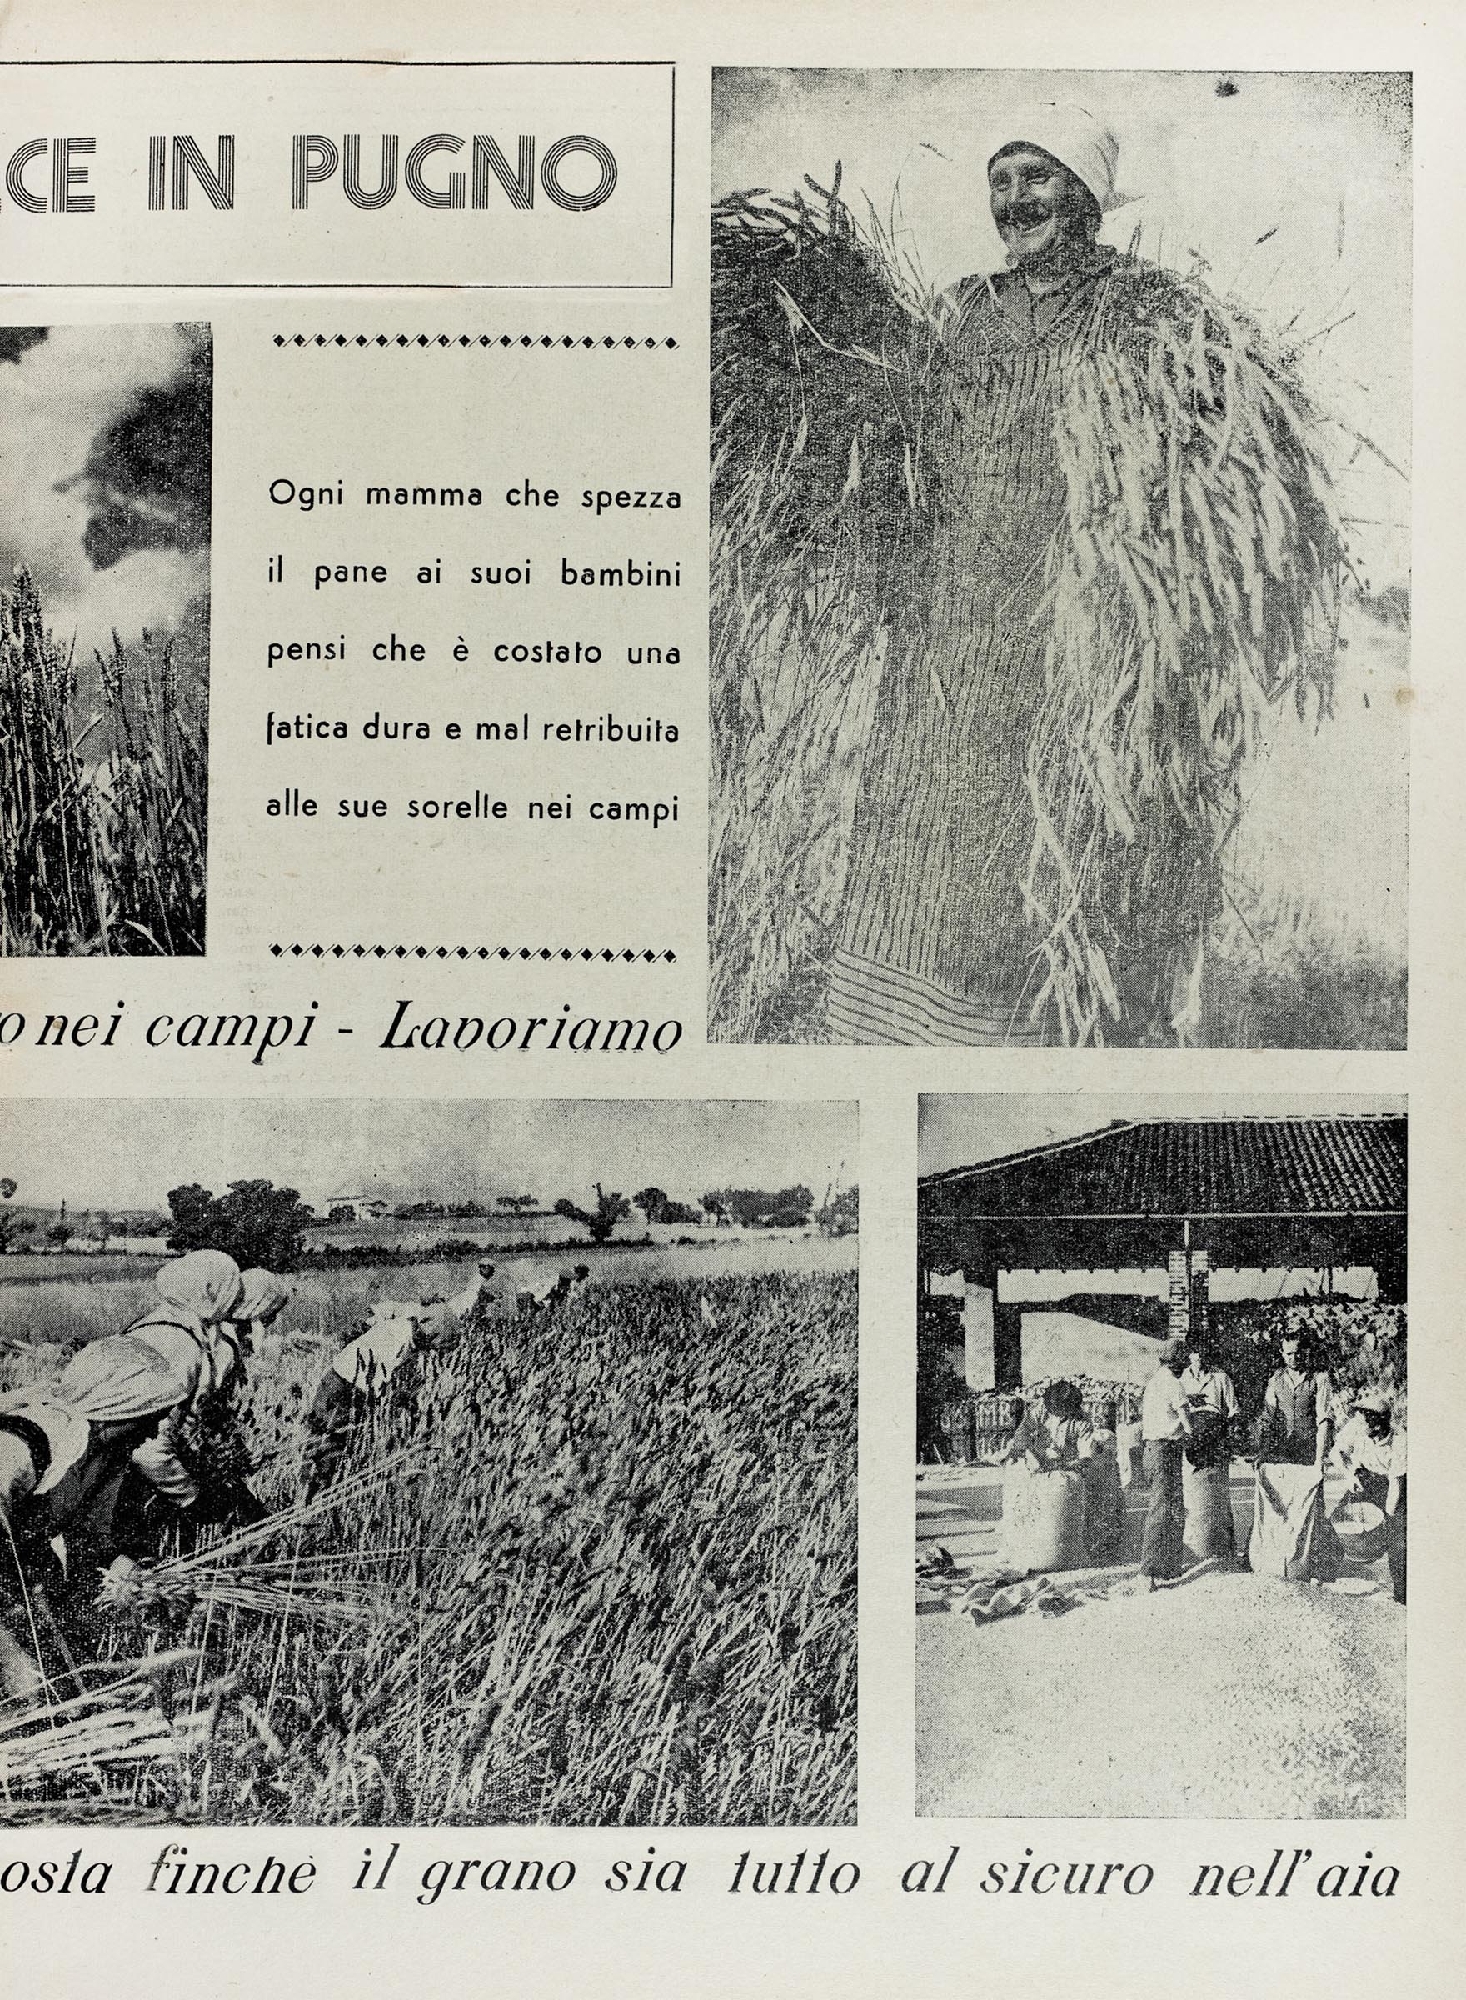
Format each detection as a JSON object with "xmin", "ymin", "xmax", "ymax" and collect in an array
[{"xmin": 710, "ymin": 180, "xmax": 1342, "ymax": 1045}]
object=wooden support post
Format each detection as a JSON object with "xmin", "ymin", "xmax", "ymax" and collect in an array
[{"xmin": 993, "ymin": 1296, "xmax": 1023, "ymax": 1391}]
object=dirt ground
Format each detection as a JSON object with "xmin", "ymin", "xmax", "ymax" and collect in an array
[{"xmin": 916, "ymin": 1466, "xmax": 1405, "ymax": 1819}]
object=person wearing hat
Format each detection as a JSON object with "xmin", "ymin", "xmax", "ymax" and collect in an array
[
  {"xmin": 103, "ymin": 1248, "xmax": 274, "ymax": 1552},
  {"xmin": 122, "ymin": 1249, "xmax": 247, "ymax": 1503},
  {"xmin": 978, "ymin": 106, "xmax": 1128, "ymax": 335},
  {"xmin": 1333, "ymin": 1389, "xmax": 1396, "ymax": 1509},
  {"xmin": 809, "ymin": 94, "xmax": 1340, "ymax": 1051},
  {"xmin": 829, "ymin": 103, "xmax": 1153, "ymax": 1045},
  {"xmin": 1138, "ymin": 1338, "xmax": 1194, "ymax": 1587}
]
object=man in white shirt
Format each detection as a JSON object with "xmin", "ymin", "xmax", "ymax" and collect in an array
[{"xmin": 1140, "ymin": 1338, "xmax": 1193, "ymax": 1587}]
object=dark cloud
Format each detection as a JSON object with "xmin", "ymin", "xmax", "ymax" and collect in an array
[
  {"xmin": 0, "ymin": 327, "xmax": 49, "ymax": 365},
  {"xmin": 71, "ymin": 325, "xmax": 212, "ymax": 570}
]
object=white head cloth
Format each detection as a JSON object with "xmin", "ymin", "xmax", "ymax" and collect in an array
[
  {"xmin": 147, "ymin": 1249, "xmax": 244, "ymax": 1330},
  {"xmin": 331, "ymin": 1302, "xmax": 420, "ymax": 1388},
  {"xmin": 988, "ymin": 104, "xmax": 1132, "ymax": 213},
  {"xmin": 234, "ymin": 1268, "xmax": 291, "ymax": 1323}
]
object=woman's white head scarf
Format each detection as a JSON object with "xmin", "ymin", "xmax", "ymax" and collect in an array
[
  {"xmin": 141, "ymin": 1249, "xmax": 244, "ymax": 1332},
  {"xmin": 988, "ymin": 104, "xmax": 1131, "ymax": 214},
  {"xmin": 53, "ymin": 1334, "xmax": 190, "ymax": 1423},
  {"xmin": 234, "ymin": 1268, "xmax": 290, "ymax": 1323}
]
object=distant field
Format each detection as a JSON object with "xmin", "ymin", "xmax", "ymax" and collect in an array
[
  {"xmin": 0, "ymin": 1252, "xmax": 166, "ymax": 1285},
  {"xmin": 0, "ymin": 1229, "xmax": 856, "ymax": 1350}
]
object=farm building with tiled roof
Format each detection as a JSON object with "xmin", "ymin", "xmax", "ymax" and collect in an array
[{"xmin": 920, "ymin": 1115, "xmax": 1406, "ymax": 1389}]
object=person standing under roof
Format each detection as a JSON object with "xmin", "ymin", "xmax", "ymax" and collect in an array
[
  {"xmin": 1139, "ymin": 1340, "xmax": 1193, "ymax": 1589},
  {"xmin": 1256, "ymin": 1331, "xmax": 1334, "ymax": 1470},
  {"xmin": 123, "ymin": 1250, "xmax": 246, "ymax": 1505},
  {"xmin": 1083, "ymin": 1396, "xmax": 1127, "ymax": 1560},
  {"xmin": 1386, "ymin": 1417, "xmax": 1406, "ymax": 1606}
]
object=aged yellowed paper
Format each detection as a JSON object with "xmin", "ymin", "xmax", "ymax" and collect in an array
[{"xmin": 0, "ymin": 2, "xmax": 1457, "ymax": 1994}]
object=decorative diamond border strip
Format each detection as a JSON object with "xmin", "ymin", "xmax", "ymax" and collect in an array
[
  {"xmin": 269, "ymin": 944, "xmax": 677, "ymax": 962},
  {"xmin": 273, "ymin": 333, "xmax": 678, "ymax": 349}
]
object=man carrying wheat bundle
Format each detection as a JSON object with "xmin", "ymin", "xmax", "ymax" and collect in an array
[{"xmin": 711, "ymin": 104, "xmax": 1344, "ymax": 1045}]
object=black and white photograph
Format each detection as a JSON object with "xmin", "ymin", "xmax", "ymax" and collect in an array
[
  {"xmin": 917, "ymin": 1095, "xmax": 1405, "ymax": 1818},
  {"xmin": 0, "ymin": 323, "xmax": 210, "ymax": 956},
  {"xmin": 0, "ymin": 1097, "xmax": 857, "ymax": 1826},
  {"xmin": 711, "ymin": 72, "xmax": 1409, "ymax": 1047}
]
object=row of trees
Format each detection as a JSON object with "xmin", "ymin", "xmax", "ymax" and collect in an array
[
  {"xmin": 385, "ymin": 1187, "xmax": 829, "ymax": 1233},
  {"xmin": 2, "ymin": 1174, "xmax": 851, "ymax": 1267},
  {"xmin": 166, "ymin": 1179, "xmax": 829, "ymax": 1265},
  {"xmin": 0, "ymin": 1180, "xmax": 171, "ymax": 1255},
  {"xmin": 384, "ymin": 1194, "xmax": 542, "ymax": 1223},
  {"xmin": 554, "ymin": 1184, "xmax": 830, "ymax": 1242}
]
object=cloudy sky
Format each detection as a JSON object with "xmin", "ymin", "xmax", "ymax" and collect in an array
[
  {"xmin": 0, "ymin": 321, "xmax": 206, "ymax": 657},
  {"xmin": 0, "ymin": 1097, "xmax": 856, "ymax": 1212},
  {"xmin": 919, "ymin": 1092, "xmax": 1406, "ymax": 1178}
]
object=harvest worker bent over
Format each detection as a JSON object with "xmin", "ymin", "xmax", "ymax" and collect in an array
[
  {"xmin": 516, "ymin": 1264, "xmax": 591, "ymax": 1314},
  {"xmin": 303, "ymin": 1264, "xmax": 495, "ymax": 1495},
  {"xmin": 109, "ymin": 1249, "xmax": 268, "ymax": 1551},
  {"xmin": 0, "ymin": 1337, "xmax": 207, "ymax": 1696}
]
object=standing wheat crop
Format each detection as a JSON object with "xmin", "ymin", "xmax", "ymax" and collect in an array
[{"xmin": 0, "ymin": 568, "xmax": 206, "ymax": 955}]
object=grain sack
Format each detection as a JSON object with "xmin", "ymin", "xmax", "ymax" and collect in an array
[
  {"xmin": 1115, "ymin": 1420, "xmax": 1144, "ymax": 1490},
  {"xmin": 1003, "ymin": 1464, "xmax": 1088, "ymax": 1573},
  {"xmin": 1183, "ymin": 1459, "xmax": 1236, "ymax": 1561},
  {"xmin": 1082, "ymin": 1447, "xmax": 1126, "ymax": 1559},
  {"xmin": 1249, "ymin": 1464, "xmax": 1344, "ymax": 1582}
]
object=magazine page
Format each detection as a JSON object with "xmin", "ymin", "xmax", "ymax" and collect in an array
[{"xmin": 0, "ymin": 4, "xmax": 1457, "ymax": 1997}]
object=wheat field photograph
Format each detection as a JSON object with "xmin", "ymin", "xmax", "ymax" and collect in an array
[
  {"xmin": 0, "ymin": 1097, "xmax": 857, "ymax": 1827},
  {"xmin": 0, "ymin": 322, "xmax": 210, "ymax": 957}
]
